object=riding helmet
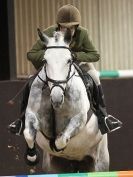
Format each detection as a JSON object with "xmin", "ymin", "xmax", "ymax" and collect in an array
[{"xmin": 56, "ymin": 4, "xmax": 81, "ymax": 27}]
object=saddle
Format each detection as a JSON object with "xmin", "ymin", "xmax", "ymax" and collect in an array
[{"xmin": 73, "ymin": 63, "xmax": 98, "ymax": 112}]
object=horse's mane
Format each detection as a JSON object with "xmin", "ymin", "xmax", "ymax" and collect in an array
[{"xmin": 53, "ymin": 31, "xmax": 64, "ymax": 43}]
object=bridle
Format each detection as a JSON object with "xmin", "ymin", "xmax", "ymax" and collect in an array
[{"xmin": 42, "ymin": 46, "xmax": 75, "ymax": 93}]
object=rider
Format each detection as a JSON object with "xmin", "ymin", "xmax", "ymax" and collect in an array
[{"xmin": 9, "ymin": 4, "xmax": 122, "ymax": 135}]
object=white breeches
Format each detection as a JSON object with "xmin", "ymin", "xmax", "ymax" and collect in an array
[{"xmin": 79, "ymin": 62, "xmax": 100, "ymax": 86}]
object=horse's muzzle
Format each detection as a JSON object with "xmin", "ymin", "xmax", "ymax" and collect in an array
[{"xmin": 50, "ymin": 88, "xmax": 64, "ymax": 109}]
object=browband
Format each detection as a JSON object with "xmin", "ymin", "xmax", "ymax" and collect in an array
[{"xmin": 46, "ymin": 46, "xmax": 71, "ymax": 51}]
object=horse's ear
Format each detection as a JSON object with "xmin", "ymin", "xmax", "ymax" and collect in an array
[
  {"xmin": 64, "ymin": 28, "xmax": 72, "ymax": 44},
  {"xmin": 37, "ymin": 28, "xmax": 49, "ymax": 45}
]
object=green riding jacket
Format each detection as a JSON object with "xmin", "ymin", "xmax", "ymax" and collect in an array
[{"xmin": 27, "ymin": 25, "xmax": 100, "ymax": 70}]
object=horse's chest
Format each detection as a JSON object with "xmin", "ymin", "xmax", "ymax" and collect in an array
[
  {"xmin": 54, "ymin": 101, "xmax": 78, "ymax": 132},
  {"xmin": 55, "ymin": 110, "xmax": 73, "ymax": 134}
]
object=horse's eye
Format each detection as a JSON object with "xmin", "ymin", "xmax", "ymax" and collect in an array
[
  {"xmin": 43, "ymin": 59, "xmax": 47, "ymax": 64},
  {"xmin": 67, "ymin": 59, "xmax": 72, "ymax": 64}
]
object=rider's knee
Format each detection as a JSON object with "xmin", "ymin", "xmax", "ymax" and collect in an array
[{"xmin": 88, "ymin": 70, "xmax": 100, "ymax": 86}]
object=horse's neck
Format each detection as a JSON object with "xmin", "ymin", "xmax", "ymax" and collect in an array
[
  {"xmin": 66, "ymin": 64, "xmax": 89, "ymax": 108},
  {"xmin": 68, "ymin": 65, "xmax": 85, "ymax": 89},
  {"xmin": 38, "ymin": 66, "xmax": 46, "ymax": 80}
]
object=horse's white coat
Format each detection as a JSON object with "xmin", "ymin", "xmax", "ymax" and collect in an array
[{"xmin": 24, "ymin": 31, "xmax": 109, "ymax": 172}]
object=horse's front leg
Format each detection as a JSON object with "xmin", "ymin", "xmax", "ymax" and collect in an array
[
  {"xmin": 23, "ymin": 73, "xmax": 45, "ymax": 165},
  {"xmin": 24, "ymin": 111, "xmax": 40, "ymax": 165},
  {"xmin": 55, "ymin": 112, "xmax": 86, "ymax": 150}
]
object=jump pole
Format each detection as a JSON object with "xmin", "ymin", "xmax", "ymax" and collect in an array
[
  {"xmin": 98, "ymin": 70, "xmax": 133, "ymax": 78},
  {"xmin": 3, "ymin": 171, "xmax": 133, "ymax": 177}
]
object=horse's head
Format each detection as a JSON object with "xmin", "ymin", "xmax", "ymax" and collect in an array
[{"xmin": 38, "ymin": 28, "xmax": 73, "ymax": 109}]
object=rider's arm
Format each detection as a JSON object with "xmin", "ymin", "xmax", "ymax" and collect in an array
[{"xmin": 73, "ymin": 28, "xmax": 100, "ymax": 62}]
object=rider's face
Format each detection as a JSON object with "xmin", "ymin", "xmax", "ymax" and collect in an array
[{"xmin": 60, "ymin": 25, "xmax": 76, "ymax": 36}]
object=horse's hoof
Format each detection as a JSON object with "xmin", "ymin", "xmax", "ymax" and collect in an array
[
  {"xmin": 55, "ymin": 135, "xmax": 68, "ymax": 150},
  {"xmin": 24, "ymin": 147, "xmax": 40, "ymax": 166},
  {"xmin": 49, "ymin": 139, "xmax": 66, "ymax": 152}
]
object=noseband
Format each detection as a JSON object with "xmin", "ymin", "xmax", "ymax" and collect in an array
[{"xmin": 44, "ymin": 46, "xmax": 75, "ymax": 93}]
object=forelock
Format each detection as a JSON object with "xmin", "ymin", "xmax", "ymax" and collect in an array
[{"xmin": 53, "ymin": 31, "xmax": 64, "ymax": 43}]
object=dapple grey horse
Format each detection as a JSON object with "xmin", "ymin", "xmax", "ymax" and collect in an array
[{"xmin": 24, "ymin": 29, "xmax": 109, "ymax": 173}]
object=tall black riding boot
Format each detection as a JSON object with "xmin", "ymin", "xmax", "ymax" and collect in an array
[
  {"xmin": 8, "ymin": 76, "xmax": 34, "ymax": 135},
  {"xmin": 95, "ymin": 85, "xmax": 122, "ymax": 135}
]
